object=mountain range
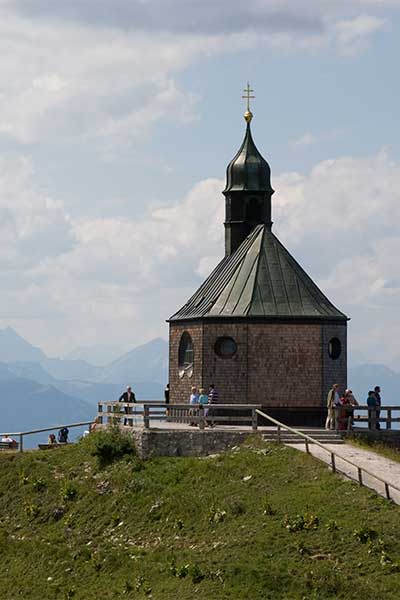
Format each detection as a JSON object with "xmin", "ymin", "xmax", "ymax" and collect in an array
[{"xmin": 0, "ymin": 327, "xmax": 168, "ymax": 444}]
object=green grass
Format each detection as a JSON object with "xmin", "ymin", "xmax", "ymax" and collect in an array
[{"xmin": 1, "ymin": 432, "xmax": 400, "ymax": 599}]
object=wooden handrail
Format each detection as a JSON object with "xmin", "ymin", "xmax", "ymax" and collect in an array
[
  {"xmin": 0, "ymin": 421, "xmax": 93, "ymax": 438},
  {"xmin": 97, "ymin": 402, "xmax": 261, "ymax": 431},
  {"xmin": 98, "ymin": 401, "xmax": 261, "ymax": 409},
  {"xmin": 0, "ymin": 421, "xmax": 93, "ymax": 453},
  {"xmin": 256, "ymin": 409, "xmax": 400, "ymax": 500}
]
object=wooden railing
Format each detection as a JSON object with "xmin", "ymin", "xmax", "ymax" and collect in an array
[
  {"xmin": 0, "ymin": 421, "xmax": 93, "ymax": 453},
  {"xmin": 351, "ymin": 405, "xmax": 400, "ymax": 430},
  {"xmin": 256, "ymin": 409, "xmax": 400, "ymax": 501},
  {"xmin": 97, "ymin": 402, "xmax": 261, "ymax": 430}
]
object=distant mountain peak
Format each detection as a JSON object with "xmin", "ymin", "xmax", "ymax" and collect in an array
[{"xmin": 0, "ymin": 326, "xmax": 47, "ymax": 364}]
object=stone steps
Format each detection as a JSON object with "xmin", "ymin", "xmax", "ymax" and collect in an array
[{"xmin": 262, "ymin": 428, "xmax": 344, "ymax": 445}]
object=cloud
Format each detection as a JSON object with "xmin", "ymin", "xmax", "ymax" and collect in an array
[
  {"xmin": 0, "ymin": 156, "xmax": 73, "ymax": 272},
  {"xmin": 333, "ymin": 14, "xmax": 386, "ymax": 55},
  {"xmin": 289, "ymin": 129, "xmax": 346, "ymax": 148},
  {"xmin": 0, "ymin": 9, "xmax": 202, "ymax": 145},
  {"xmin": 272, "ymin": 151, "xmax": 400, "ymax": 368},
  {"xmin": 6, "ymin": 1, "xmax": 393, "ymax": 35},
  {"xmin": 0, "ymin": 1, "xmax": 392, "ymax": 146},
  {"xmin": 2, "ymin": 148, "xmax": 400, "ymax": 369},
  {"xmin": 290, "ymin": 133, "xmax": 318, "ymax": 148}
]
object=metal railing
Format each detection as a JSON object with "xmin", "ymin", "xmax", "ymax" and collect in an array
[
  {"xmin": 97, "ymin": 401, "xmax": 261, "ymax": 430},
  {"xmin": 256, "ymin": 409, "xmax": 400, "ymax": 502},
  {"xmin": 0, "ymin": 421, "xmax": 93, "ymax": 453}
]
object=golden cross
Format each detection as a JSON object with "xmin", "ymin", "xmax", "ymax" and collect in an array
[{"xmin": 242, "ymin": 82, "xmax": 255, "ymax": 112}]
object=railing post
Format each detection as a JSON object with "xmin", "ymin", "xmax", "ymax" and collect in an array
[
  {"xmin": 387, "ymin": 408, "xmax": 392, "ymax": 430},
  {"xmin": 334, "ymin": 406, "xmax": 339, "ymax": 431},
  {"xmin": 372, "ymin": 409, "xmax": 377, "ymax": 431},
  {"xmin": 384, "ymin": 482, "xmax": 391, "ymax": 500},
  {"xmin": 331, "ymin": 453, "xmax": 336, "ymax": 473},
  {"xmin": 19, "ymin": 434, "xmax": 23, "ymax": 453},
  {"xmin": 143, "ymin": 405, "xmax": 150, "ymax": 429},
  {"xmin": 251, "ymin": 408, "xmax": 257, "ymax": 431},
  {"xmin": 199, "ymin": 406, "xmax": 205, "ymax": 430},
  {"xmin": 305, "ymin": 440, "xmax": 310, "ymax": 454},
  {"xmin": 277, "ymin": 425, "xmax": 281, "ymax": 443},
  {"xmin": 358, "ymin": 467, "xmax": 363, "ymax": 486}
]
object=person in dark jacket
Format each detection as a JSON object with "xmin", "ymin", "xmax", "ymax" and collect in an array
[
  {"xmin": 367, "ymin": 390, "xmax": 377, "ymax": 430},
  {"xmin": 374, "ymin": 386, "xmax": 381, "ymax": 430},
  {"xmin": 58, "ymin": 427, "xmax": 69, "ymax": 443},
  {"xmin": 207, "ymin": 384, "xmax": 219, "ymax": 427},
  {"xmin": 119, "ymin": 386, "xmax": 136, "ymax": 425},
  {"xmin": 164, "ymin": 383, "xmax": 170, "ymax": 417}
]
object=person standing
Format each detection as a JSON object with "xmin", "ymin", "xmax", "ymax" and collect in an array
[
  {"xmin": 189, "ymin": 386, "xmax": 199, "ymax": 426},
  {"xmin": 367, "ymin": 390, "xmax": 378, "ymax": 430},
  {"xmin": 164, "ymin": 383, "xmax": 170, "ymax": 404},
  {"xmin": 164, "ymin": 383, "xmax": 170, "ymax": 418},
  {"xmin": 344, "ymin": 389, "xmax": 358, "ymax": 430},
  {"xmin": 119, "ymin": 386, "xmax": 136, "ymax": 426},
  {"xmin": 374, "ymin": 386, "xmax": 381, "ymax": 430},
  {"xmin": 208, "ymin": 383, "xmax": 219, "ymax": 404},
  {"xmin": 325, "ymin": 384, "xmax": 340, "ymax": 430},
  {"xmin": 208, "ymin": 384, "xmax": 219, "ymax": 427},
  {"xmin": 198, "ymin": 387, "xmax": 209, "ymax": 427}
]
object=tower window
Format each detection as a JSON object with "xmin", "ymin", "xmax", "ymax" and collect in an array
[
  {"xmin": 178, "ymin": 332, "xmax": 194, "ymax": 371},
  {"xmin": 214, "ymin": 336, "xmax": 237, "ymax": 358},
  {"xmin": 328, "ymin": 337, "xmax": 342, "ymax": 360},
  {"xmin": 246, "ymin": 197, "xmax": 262, "ymax": 222}
]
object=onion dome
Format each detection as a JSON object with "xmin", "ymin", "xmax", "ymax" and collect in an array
[{"xmin": 224, "ymin": 118, "xmax": 274, "ymax": 194}]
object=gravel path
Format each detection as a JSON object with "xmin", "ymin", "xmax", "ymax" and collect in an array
[{"xmin": 291, "ymin": 441, "xmax": 400, "ymax": 504}]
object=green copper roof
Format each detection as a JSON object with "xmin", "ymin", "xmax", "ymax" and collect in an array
[
  {"xmin": 169, "ymin": 225, "xmax": 348, "ymax": 321},
  {"xmin": 224, "ymin": 123, "xmax": 274, "ymax": 194}
]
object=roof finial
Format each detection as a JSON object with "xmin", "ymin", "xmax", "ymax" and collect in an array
[{"xmin": 242, "ymin": 82, "xmax": 254, "ymax": 123}]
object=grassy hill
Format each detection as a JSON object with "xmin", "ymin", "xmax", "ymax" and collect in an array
[{"xmin": 1, "ymin": 434, "xmax": 400, "ymax": 599}]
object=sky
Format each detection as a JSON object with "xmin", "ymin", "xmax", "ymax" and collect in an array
[{"xmin": 0, "ymin": 0, "xmax": 400, "ymax": 368}]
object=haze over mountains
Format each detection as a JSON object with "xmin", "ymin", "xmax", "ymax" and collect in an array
[
  {"xmin": 0, "ymin": 325, "xmax": 399, "ymax": 438},
  {"xmin": 0, "ymin": 327, "xmax": 167, "ymax": 435}
]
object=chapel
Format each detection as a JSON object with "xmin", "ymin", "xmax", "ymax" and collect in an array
[{"xmin": 168, "ymin": 87, "xmax": 348, "ymax": 425}]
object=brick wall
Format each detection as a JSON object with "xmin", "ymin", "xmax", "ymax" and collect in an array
[
  {"xmin": 169, "ymin": 323, "xmax": 203, "ymax": 404},
  {"xmin": 322, "ymin": 323, "xmax": 347, "ymax": 401},
  {"xmin": 247, "ymin": 323, "xmax": 322, "ymax": 407},
  {"xmin": 169, "ymin": 320, "xmax": 347, "ymax": 411},
  {"xmin": 202, "ymin": 323, "xmax": 248, "ymax": 404}
]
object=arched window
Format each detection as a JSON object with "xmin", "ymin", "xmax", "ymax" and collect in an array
[
  {"xmin": 328, "ymin": 337, "xmax": 342, "ymax": 360},
  {"xmin": 214, "ymin": 336, "xmax": 237, "ymax": 359},
  {"xmin": 178, "ymin": 332, "xmax": 194, "ymax": 370},
  {"xmin": 246, "ymin": 197, "xmax": 262, "ymax": 222}
]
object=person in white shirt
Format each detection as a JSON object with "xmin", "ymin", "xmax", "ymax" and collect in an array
[
  {"xmin": 1, "ymin": 435, "xmax": 17, "ymax": 448},
  {"xmin": 325, "ymin": 384, "xmax": 340, "ymax": 430},
  {"xmin": 189, "ymin": 386, "xmax": 199, "ymax": 426}
]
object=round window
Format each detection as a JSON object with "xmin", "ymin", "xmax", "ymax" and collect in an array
[
  {"xmin": 328, "ymin": 337, "xmax": 342, "ymax": 360},
  {"xmin": 178, "ymin": 332, "xmax": 194, "ymax": 371},
  {"xmin": 214, "ymin": 336, "xmax": 237, "ymax": 358}
]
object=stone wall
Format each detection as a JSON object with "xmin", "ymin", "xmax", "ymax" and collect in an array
[{"xmin": 131, "ymin": 428, "xmax": 257, "ymax": 459}]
